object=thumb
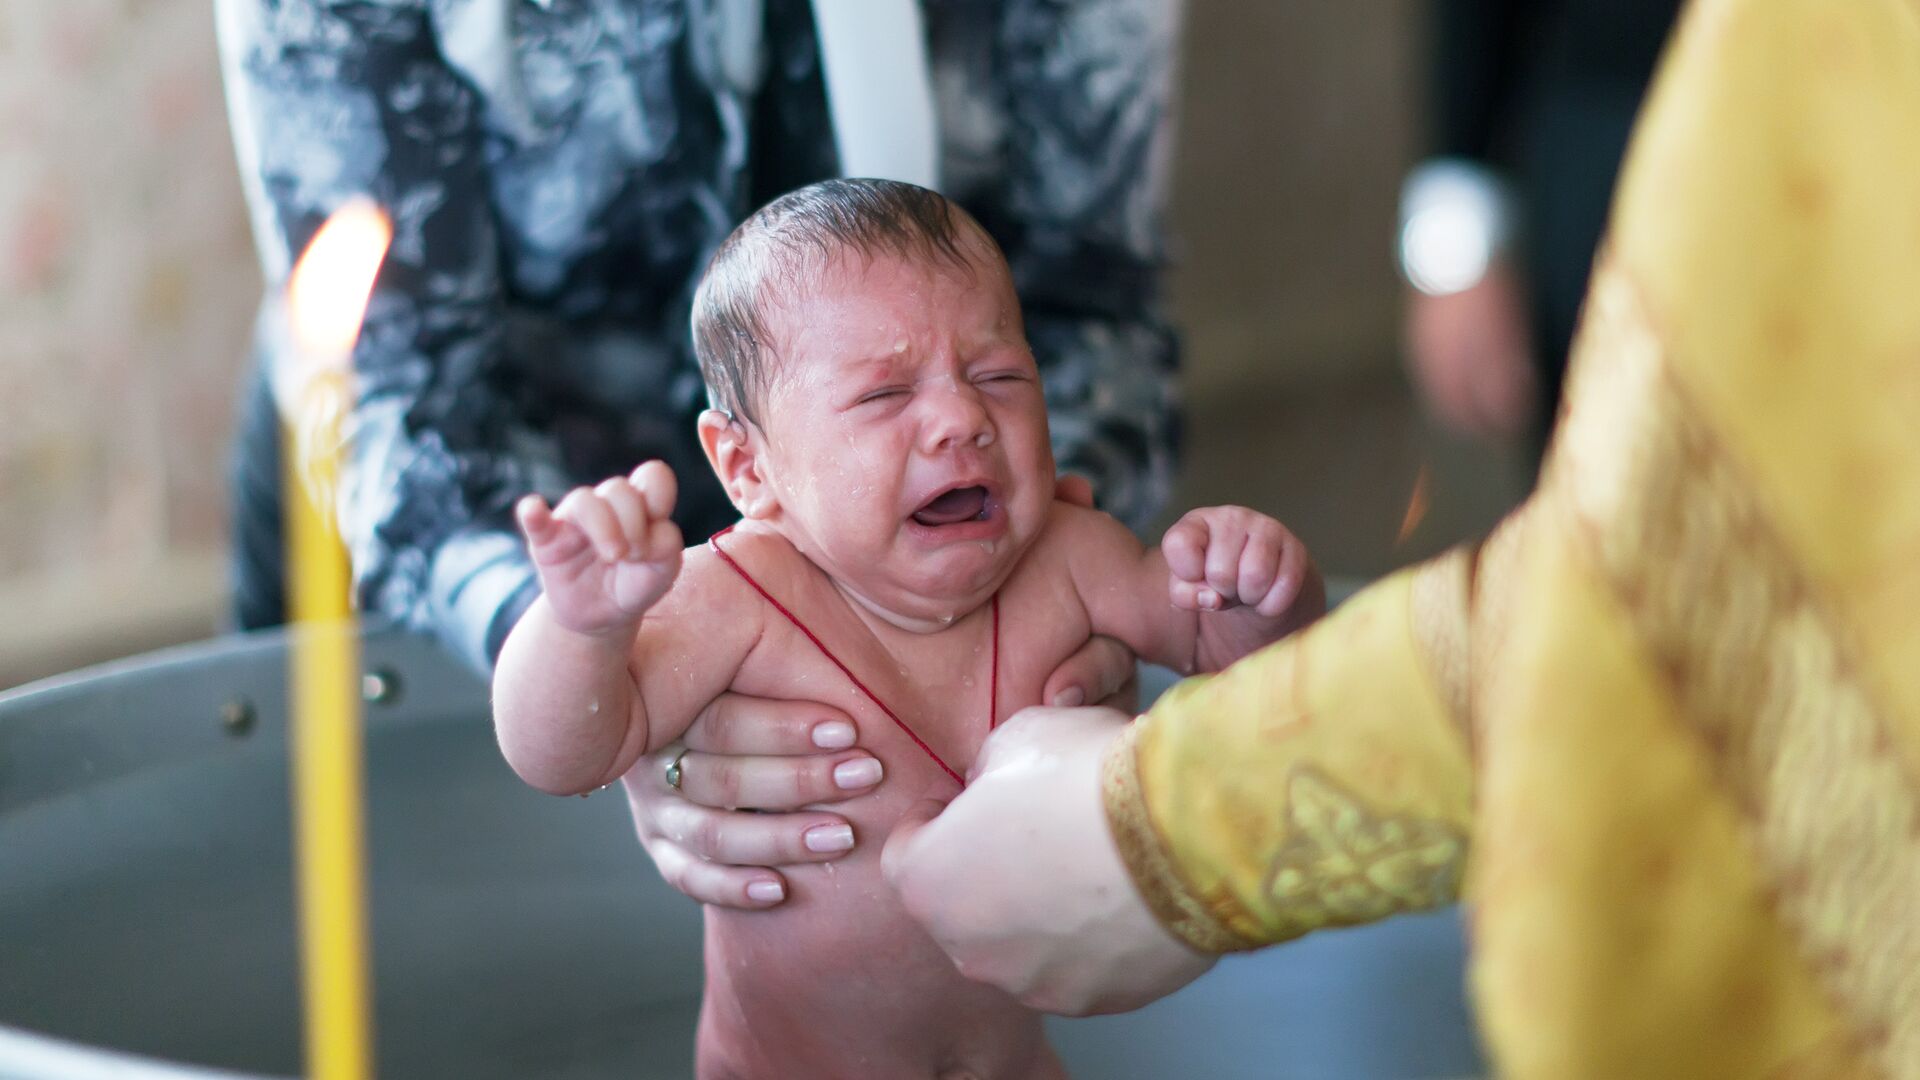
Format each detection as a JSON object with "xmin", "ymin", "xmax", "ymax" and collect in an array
[
  {"xmin": 881, "ymin": 797, "xmax": 948, "ymax": 891},
  {"xmin": 1041, "ymin": 634, "xmax": 1135, "ymax": 711}
]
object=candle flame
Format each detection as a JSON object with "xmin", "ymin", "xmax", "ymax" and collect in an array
[
  {"xmin": 287, "ymin": 200, "xmax": 391, "ymax": 362},
  {"xmin": 283, "ymin": 201, "xmax": 391, "ymax": 519},
  {"xmin": 1397, "ymin": 463, "xmax": 1432, "ymax": 546}
]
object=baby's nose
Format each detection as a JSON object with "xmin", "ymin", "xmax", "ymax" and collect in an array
[{"xmin": 923, "ymin": 385, "xmax": 995, "ymax": 451}]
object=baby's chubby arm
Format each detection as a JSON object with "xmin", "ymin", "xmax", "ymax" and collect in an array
[
  {"xmin": 493, "ymin": 463, "xmax": 754, "ymax": 796},
  {"xmin": 1062, "ymin": 503, "xmax": 1325, "ymax": 676}
]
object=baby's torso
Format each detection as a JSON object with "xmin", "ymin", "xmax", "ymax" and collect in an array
[{"xmin": 638, "ymin": 527, "xmax": 1088, "ymax": 1079}]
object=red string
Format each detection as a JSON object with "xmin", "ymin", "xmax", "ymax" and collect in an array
[
  {"xmin": 989, "ymin": 593, "xmax": 1000, "ymax": 729},
  {"xmin": 709, "ymin": 527, "xmax": 999, "ymax": 788}
]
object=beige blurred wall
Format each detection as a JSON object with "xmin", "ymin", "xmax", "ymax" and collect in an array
[
  {"xmin": 1171, "ymin": 1, "xmax": 1423, "ymax": 407},
  {"xmin": 0, "ymin": 0, "xmax": 1431, "ymax": 687},
  {"xmin": 0, "ymin": 0, "xmax": 260, "ymax": 687},
  {"xmin": 1161, "ymin": 2, "xmax": 1525, "ymax": 582}
]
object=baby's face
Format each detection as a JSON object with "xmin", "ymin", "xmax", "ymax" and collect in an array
[{"xmin": 750, "ymin": 242, "xmax": 1055, "ymax": 625}]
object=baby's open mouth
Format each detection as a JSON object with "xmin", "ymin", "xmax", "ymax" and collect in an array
[{"xmin": 911, "ymin": 485, "xmax": 990, "ymax": 527}]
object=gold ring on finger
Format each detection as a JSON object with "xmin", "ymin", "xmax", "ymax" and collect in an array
[{"xmin": 664, "ymin": 747, "xmax": 692, "ymax": 791}]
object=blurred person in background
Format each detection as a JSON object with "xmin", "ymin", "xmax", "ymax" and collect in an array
[
  {"xmin": 216, "ymin": 0, "xmax": 1178, "ymax": 911},
  {"xmin": 1399, "ymin": 0, "xmax": 1680, "ymax": 447}
]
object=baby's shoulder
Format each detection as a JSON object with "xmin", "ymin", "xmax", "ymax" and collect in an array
[
  {"xmin": 667, "ymin": 524, "xmax": 843, "ymax": 627},
  {"xmin": 1008, "ymin": 500, "xmax": 1147, "ymax": 591},
  {"xmin": 640, "ymin": 525, "xmax": 778, "ymax": 629},
  {"xmin": 698, "ymin": 524, "xmax": 817, "ymax": 585},
  {"xmin": 1030, "ymin": 500, "xmax": 1147, "ymax": 562}
]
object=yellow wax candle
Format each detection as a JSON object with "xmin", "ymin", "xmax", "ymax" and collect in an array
[{"xmin": 283, "ymin": 200, "xmax": 391, "ymax": 1080}]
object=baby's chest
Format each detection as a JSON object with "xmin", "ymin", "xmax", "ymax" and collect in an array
[{"xmin": 725, "ymin": 612, "xmax": 1084, "ymax": 786}]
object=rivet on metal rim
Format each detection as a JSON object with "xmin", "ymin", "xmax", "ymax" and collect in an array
[
  {"xmin": 362, "ymin": 669, "xmax": 402, "ymax": 705},
  {"xmin": 220, "ymin": 698, "xmax": 256, "ymax": 736}
]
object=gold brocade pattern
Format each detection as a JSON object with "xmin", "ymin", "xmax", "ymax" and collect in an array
[
  {"xmin": 1409, "ymin": 547, "xmax": 1474, "ymax": 737},
  {"xmin": 1101, "ymin": 724, "xmax": 1261, "ymax": 954},
  {"xmin": 1465, "ymin": 503, "xmax": 1533, "ymax": 752},
  {"xmin": 1762, "ymin": 1030, "xmax": 1887, "ymax": 1080},
  {"xmin": 1551, "ymin": 261, "xmax": 1920, "ymax": 1074},
  {"xmin": 1259, "ymin": 767, "xmax": 1466, "ymax": 939},
  {"xmin": 1104, "ymin": 569, "xmax": 1475, "ymax": 955}
]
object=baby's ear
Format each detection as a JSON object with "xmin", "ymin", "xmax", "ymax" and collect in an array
[{"xmin": 697, "ymin": 409, "xmax": 779, "ymax": 520}]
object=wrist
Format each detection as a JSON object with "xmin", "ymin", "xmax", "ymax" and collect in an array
[
  {"xmin": 534, "ymin": 596, "xmax": 642, "ymax": 650},
  {"xmin": 1098, "ymin": 723, "xmax": 1257, "ymax": 955}
]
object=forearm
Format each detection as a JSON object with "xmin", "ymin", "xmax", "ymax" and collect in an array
[
  {"xmin": 1102, "ymin": 553, "xmax": 1475, "ymax": 953},
  {"xmin": 493, "ymin": 599, "xmax": 649, "ymax": 796},
  {"xmin": 223, "ymin": 0, "xmax": 543, "ymax": 672},
  {"xmin": 349, "ymin": 519, "xmax": 540, "ymax": 674}
]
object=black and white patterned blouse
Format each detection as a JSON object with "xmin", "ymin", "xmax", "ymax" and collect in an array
[{"xmin": 219, "ymin": 0, "xmax": 1182, "ymax": 671}]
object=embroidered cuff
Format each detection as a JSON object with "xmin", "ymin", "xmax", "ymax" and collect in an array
[{"xmin": 1100, "ymin": 723, "xmax": 1262, "ymax": 955}]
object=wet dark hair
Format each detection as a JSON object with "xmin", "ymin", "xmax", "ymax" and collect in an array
[{"xmin": 691, "ymin": 177, "xmax": 995, "ymax": 425}]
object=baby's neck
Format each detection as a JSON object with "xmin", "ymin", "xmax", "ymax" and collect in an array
[
  {"xmin": 742, "ymin": 517, "xmax": 1014, "ymax": 636},
  {"xmin": 828, "ymin": 576, "xmax": 987, "ymax": 637}
]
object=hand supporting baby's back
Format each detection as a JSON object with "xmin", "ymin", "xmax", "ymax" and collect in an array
[{"xmin": 516, "ymin": 461, "xmax": 685, "ymax": 637}]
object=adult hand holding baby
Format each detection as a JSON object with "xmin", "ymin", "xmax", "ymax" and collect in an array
[{"xmin": 884, "ymin": 705, "xmax": 1215, "ymax": 1016}]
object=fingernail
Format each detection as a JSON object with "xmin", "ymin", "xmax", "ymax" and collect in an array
[
  {"xmin": 1051, "ymin": 686, "xmax": 1086, "ymax": 708},
  {"xmin": 833, "ymin": 757, "xmax": 883, "ymax": 789},
  {"xmin": 812, "ymin": 720, "xmax": 857, "ymax": 749},
  {"xmin": 746, "ymin": 880, "xmax": 785, "ymax": 903},
  {"xmin": 1199, "ymin": 588, "xmax": 1220, "ymax": 610},
  {"xmin": 804, "ymin": 823, "xmax": 856, "ymax": 852}
]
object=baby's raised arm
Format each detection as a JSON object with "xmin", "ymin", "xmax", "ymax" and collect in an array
[
  {"xmin": 493, "ymin": 463, "xmax": 757, "ymax": 795},
  {"xmin": 1060, "ymin": 503, "xmax": 1325, "ymax": 677}
]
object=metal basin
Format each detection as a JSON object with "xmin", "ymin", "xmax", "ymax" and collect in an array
[{"xmin": 0, "ymin": 627, "xmax": 1483, "ymax": 1078}]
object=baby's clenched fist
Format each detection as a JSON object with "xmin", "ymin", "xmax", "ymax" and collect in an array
[
  {"xmin": 517, "ymin": 461, "xmax": 684, "ymax": 637},
  {"xmin": 1161, "ymin": 506, "xmax": 1312, "ymax": 619}
]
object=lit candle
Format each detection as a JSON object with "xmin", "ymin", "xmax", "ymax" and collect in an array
[{"xmin": 283, "ymin": 199, "xmax": 391, "ymax": 1080}]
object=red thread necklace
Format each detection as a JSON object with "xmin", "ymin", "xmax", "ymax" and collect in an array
[{"xmin": 709, "ymin": 526, "xmax": 999, "ymax": 787}]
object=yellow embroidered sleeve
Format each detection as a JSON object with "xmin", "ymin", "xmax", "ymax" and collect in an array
[
  {"xmin": 1102, "ymin": 553, "xmax": 1477, "ymax": 953},
  {"xmin": 1460, "ymin": 0, "xmax": 1920, "ymax": 1071},
  {"xmin": 1107, "ymin": 0, "xmax": 1920, "ymax": 1076}
]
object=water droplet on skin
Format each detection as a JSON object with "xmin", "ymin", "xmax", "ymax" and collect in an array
[{"xmin": 587, "ymin": 700, "xmax": 600, "ymax": 715}]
